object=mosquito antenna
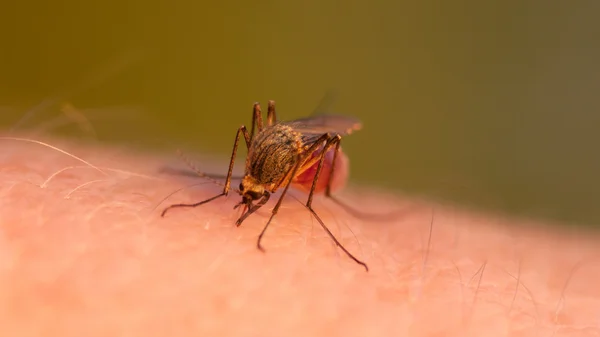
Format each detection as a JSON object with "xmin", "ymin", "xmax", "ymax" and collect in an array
[
  {"xmin": 175, "ymin": 149, "xmax": 226, "ymax": 187},
  {"xmin": 150, "ymin": 181, "xmax": 214, "ymax": 213},
  {"xmin": 159, "ymin": 165, "xmax": 244, "ymax": 181}
]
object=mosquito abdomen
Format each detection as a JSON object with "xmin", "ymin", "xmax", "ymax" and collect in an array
[{"xmin": 292, "ymin": 144, "xmax": 349, "ymax": 194}]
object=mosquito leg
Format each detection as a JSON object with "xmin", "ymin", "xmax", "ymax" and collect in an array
[
  {"xmin": 307, "ymin": 135, "xmax": 340, "ymax": 208},
  {"xmin": 256, "ymin": 133, "xmax": 329, "ymax": 250},
  {"xmin": 266, "ymin": 100, "xmax": 277, "ymax": 126},
  {"xmin": 161, "ymin": 193, "xmax": 228, "ymax": 217},
  {"xmin": 320, "ymin": 136, "xmax": 358, "ymax": 214},
  {"xmin": 323, "ymin": 135, "xmax": 407, "ymax": 222},
  {"xmin": 324, "ymin": 135, "xmax": 342, "ymax": 199},
  {"xmin": 235, "ymin": 192, "xmax": 270, "ymax": 227},
  {"xmin": 256, "ymin": 177, "xmax": 297, "ymax": 251},
  {"xmin": 249, "ymin": 102, "xmax": 263, "ymax": 143},
  {"xmin": 256, "ymin": 160, "xmax": 308, "ymax": 251},
  {"xmin": 161, "ymin": 125, "xmax": 249, "ymax": 217},
  {"xmin": 224, "ymin": 125, "xmax": 250, "ymax": 192},
  {"xmin": 164, "ymin": 121, "xmax": 250, "ymax": 186},
  {"xmin": 304, "ymin": 205, "xmax": 369, "ymax": 272},
  {"xmin": 302, "ymin": 135, "xmax": 369, "ymax": 271}
]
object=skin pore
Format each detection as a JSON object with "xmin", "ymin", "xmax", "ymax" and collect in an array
[{"xmin": 1, "ymin": 132, "xmax": 599, "ymax": 337}]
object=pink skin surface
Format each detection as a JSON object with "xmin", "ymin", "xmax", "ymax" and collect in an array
[
  {"xmin": 292, "ymin": 145, "xmax": 349, "ymax": 194},
  {"xmin": 2, "ymin": 132, "xmax": 600, "ymax": 336}
]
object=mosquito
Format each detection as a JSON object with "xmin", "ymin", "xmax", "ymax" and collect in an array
[{"xmin": 161, "ymin": 100, "xmax": 368, "ymax": 271}]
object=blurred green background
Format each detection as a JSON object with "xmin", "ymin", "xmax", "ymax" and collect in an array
[{"xmin": 1, "ymin": 2, "xmax": 599, "ymax": 225}]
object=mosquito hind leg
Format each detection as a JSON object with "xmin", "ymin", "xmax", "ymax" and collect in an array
[
  {"xmin": 304, "ymin": 135, "xmax": 369, "ymax": 271},
  {"xmin": 304, "ymin": 204, "xmax": 368, "ymax": 271},
  {"xmin": 323, "ymin": 134, "xmax": 407, "ymax": 222},
  {"xmin": 307, "ymin": 134, "xmax": 341, "ymax": 208}
]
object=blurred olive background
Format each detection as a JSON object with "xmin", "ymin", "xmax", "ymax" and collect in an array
[{"xmin": 1, "ymin": 2, "xmax": 599, "ymax": 225}]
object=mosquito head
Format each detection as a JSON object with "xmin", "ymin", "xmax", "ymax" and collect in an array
[{"xmin": 237, "ymin": 175, "xmax": 265, "ymax": 204}]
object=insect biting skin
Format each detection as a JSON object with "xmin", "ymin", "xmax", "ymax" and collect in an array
[{"xmin": 161, "ymin": 101, "xmax": 368, "ymax": 271}]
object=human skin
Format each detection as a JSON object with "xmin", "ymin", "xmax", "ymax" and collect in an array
[{"xmin": 1, "ymin": 132, "xmax": 599, "ymax": 337}]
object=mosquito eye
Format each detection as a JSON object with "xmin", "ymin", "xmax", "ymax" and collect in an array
[{"xmin": 238, "ymin": 183, "xmax": 244, "ymax": 192}]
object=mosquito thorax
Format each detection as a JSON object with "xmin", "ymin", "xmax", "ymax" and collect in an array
[{"xmin": 239, "ymin": 175, "xmax": 265, "ymax": 201}]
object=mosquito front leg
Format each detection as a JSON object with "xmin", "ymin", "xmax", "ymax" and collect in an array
[
  {"xmin": 255, "ymin": 160, "xmax": 302, "ymax": 251},
  {"xmin": 161, "ymin": 125, "xmax": 250, "ymax": 217},
  {"xmin": 224, "ymin": 125, "xmax": 251, "ymax": 193}
]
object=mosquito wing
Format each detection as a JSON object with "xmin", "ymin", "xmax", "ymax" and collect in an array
[{"xmin": 281, "ymin": 115, "xmax": 362, "ymax": 137}]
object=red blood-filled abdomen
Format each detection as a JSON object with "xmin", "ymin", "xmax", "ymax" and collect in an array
[{"xmin": 292, "ymin": 145, "xmax": 349, "ymax": 194}]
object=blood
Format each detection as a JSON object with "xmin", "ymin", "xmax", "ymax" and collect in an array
[{"xmin": 292, "ymin": 145, "xmax": 349, "ymax": 194}]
